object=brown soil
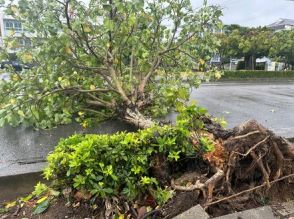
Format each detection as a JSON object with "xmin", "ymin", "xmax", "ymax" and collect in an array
[
  {"xmin": 1, "ymin": 198, "xmax": 102, "ymax": 219},
  {"xmin": 2, "ymin": 185, "xmax": 294, "ymax": 219}
]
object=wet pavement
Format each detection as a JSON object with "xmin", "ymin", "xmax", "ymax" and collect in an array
[{"xmin": 191, "ymin": 82, "xmax": 294, "ymax": 137}]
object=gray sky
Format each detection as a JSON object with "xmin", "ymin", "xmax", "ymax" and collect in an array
[
  {"xmin": 3, "ymin": 0, "xmax": 294, "ymax": 27},
  {"xmin": 191, "ymin": 0, "xmax": 294, "ymax": 27}
]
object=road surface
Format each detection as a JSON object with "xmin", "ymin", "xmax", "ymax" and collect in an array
[{"xmin": 190, "ymin": 82, "xmax": 294, "ymax": 137}]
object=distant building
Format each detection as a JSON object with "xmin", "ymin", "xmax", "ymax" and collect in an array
[
  {"xmin": 0, "ymin": 13, "xmax": 32, "ymax": 53},
  {"xmin": 267, "ymin": 18, "xmax": 294, "ymax": 32}
]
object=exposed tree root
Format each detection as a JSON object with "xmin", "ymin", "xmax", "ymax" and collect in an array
[
  {"xmin": 158, "ymin": 119, "xmax": 294, "ymax": 218},
  {"xmin": 206, "ymin": 173, "xmax": 294, "ymax": 207}
]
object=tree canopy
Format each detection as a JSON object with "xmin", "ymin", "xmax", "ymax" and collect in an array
[
  {"xmin": 269, "ymin": 30, "xmax": 294, "ymax": 69},
  {"xmin": 217, "ymin": 25, "xmax": 272, "ymax": 70},
  {"xmin": 0, "ymin": 0, "xmax": 222, "ymax": 129}
]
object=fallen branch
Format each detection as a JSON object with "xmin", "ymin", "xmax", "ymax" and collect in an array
[{"xmin": 206, "ymin": 173, "xmax": 294, "ymax": 207}]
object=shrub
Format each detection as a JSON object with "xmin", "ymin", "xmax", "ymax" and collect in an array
[
  {"xmin": 221, "ymin": 70, "xmax": 294, "ymax": 80},
  {"xmin": 44, "ymin": 105, "xmax": 208, "ymax": 204}
]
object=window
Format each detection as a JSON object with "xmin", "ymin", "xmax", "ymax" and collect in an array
[
  {"xmin": 14, "ymin": 21, "xmax": 22, "ymax": 31},
  {"xmin": 4, "ymin": 20, "xmax": 23, "ymax": 32},
  {"xmin": 4, "ymin": 20, "xmax": 13, "ymax": 30},
  {"xmin": 18, "ymin": 38, "xmax": 31, "ymax": 47}
]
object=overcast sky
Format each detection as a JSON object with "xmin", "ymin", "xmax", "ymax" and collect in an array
[
  {"xmin": 2, "ymin": 0, "xmax": 294, "ymax": 27},
  {"xmin": 191, "ymin": 0, "xmax": 294, "ymax": 27}
]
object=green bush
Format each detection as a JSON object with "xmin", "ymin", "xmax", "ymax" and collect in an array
[
  {"xmin": 221, "ymin": 70, "xmax": 294, "ymax": 80},
  {"xmin": 44, "ymin": 105, "xmax": 208, "ymax": 203}
]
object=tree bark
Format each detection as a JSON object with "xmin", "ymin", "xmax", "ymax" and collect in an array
[
  {"xmin": 121, "ymin": 107, "xmax": 154, "ymax": 129},
  {"xmin": 245, "ymin": 55, "xmax": 256, "ymax": 70}
]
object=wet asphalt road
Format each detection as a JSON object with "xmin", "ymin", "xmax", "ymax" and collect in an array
[{"xmin": 190, "ymin": 82, "xmax": 294, "ymax": 137}]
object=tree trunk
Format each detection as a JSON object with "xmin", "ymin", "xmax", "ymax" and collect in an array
[
  {"xmin": 244, "ymin": 55, "xmax": 256, "ymax": 70},
  {"xmin": 121, "ymin": 107, "xmax": 154, "ymax": 129}
]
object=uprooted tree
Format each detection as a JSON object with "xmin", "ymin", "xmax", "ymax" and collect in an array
[
  {"xmin": 1, "ymin": 0, "xmax": 294, "ymax": 218},
  {"xmin": 11, "ymin": 106, "xmax": 294, "ymax": 218},
  {"xmin": 0, "ymin": 0, "xmax": 222, "ymax": 129}
]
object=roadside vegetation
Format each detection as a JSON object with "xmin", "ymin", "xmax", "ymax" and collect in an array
[
  {"xmin": 217, "ymin": 25, "xmax": 294, "ymax": 70},
  {"xmin": 220, "ymin": 70, "xmax": 294, "ymax": 80}
]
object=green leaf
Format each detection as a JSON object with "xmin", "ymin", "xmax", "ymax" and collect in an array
[
  {"xmin": 50, "ymin": 189, "xmax": 60, "ymax": 197},
  {"xmin": 103, "ymin": 188, "xmax": 113, "ymax": 194},
  {"xmin": 32, "ymin": 199, "xmax": 50, "ymax": 215},
  {"xmin": 21, "ymin": 194, "xmax": 33, "ymax": 202},
  {"xmin": 102, "ymin": 4, "xmax": 112, "ymax": 11},
  {"xmin": 36, "ymin": 196, "xmax": 48, "ymax": 204},
  {"xmin": 32, "ymin": 182, "xmax": 48, "ymax": 197}
]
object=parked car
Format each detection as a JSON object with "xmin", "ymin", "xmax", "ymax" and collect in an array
[
  {"xmin": 1, "ymin": 60, "xmax": 23, "ymax": 71},
  {"xmin": 0, "ymin": 60, "xmax": 35, "ymax": 71}
]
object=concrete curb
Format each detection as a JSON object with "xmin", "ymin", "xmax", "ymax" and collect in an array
[
  {"xmin": 214, "ymin": 206, "xmax": 278, "ymax": 219},
  {"xmin": 0, "ymin": 172, "xmax": 46, "ymax": 202},
  {"xmin": 173, "ymin": 201, "xmax": 294, "ymax": 219},
  {"xmin": 0, "ymin": 161, "xmax": 47, "ymax": 178}
]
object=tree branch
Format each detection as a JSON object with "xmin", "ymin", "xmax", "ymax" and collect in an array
[
  {"xmin": 107, "ymin": 64, "xmax": 131, "ymax": 105},
  {"xmin": 86, "ymin": 100, "xmax": 110, "ymax": 108},
  {"xmin": 85, "ymin": 92, "xmax": 114, "ymax": 108},
  {"xmin": 78, "ymin": 88, "xmax": 115, "ymax": 93},
  {"xmin": 138, "ymin": 56, "xmax": 161, "ymax": 95}
]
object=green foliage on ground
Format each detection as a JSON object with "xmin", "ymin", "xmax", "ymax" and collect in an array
[
  {"xmin": 44, "ymin": 105, "xmax": 210, "ymax": 204},
  {"xmin": 221, "ymin": 70, "xmax": 294, "ymax": 80}
]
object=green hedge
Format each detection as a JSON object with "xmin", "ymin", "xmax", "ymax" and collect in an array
[
  {"xmin": 43, "ymin": 105, "xmax": 212, "ymax": 204},
  {"xmin": 221, "ymin": 70, "xmax": 294, "ymax": 80}
]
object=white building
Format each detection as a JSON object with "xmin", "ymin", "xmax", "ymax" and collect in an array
[
  {"xmin": 267, "ymin": 18, "xmax": 294, "ymax": 32},
  {"xmin": 0, "ymin": 13, "xmax": 32, "ymax": 52}
]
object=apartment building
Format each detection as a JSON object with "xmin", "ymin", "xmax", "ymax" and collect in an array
[{"xmin": 0, "ymin": 13, "xmax": 31, "ymax": 52}]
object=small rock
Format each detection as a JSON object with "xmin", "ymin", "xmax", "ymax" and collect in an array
[{"xmin": 173, "ymin": 205, "xmax": 209, "ymax": 219}]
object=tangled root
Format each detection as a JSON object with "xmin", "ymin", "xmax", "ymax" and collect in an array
[{"xmin": 159, "ymin": 119, "xmax": 294, "ymax": 218}]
